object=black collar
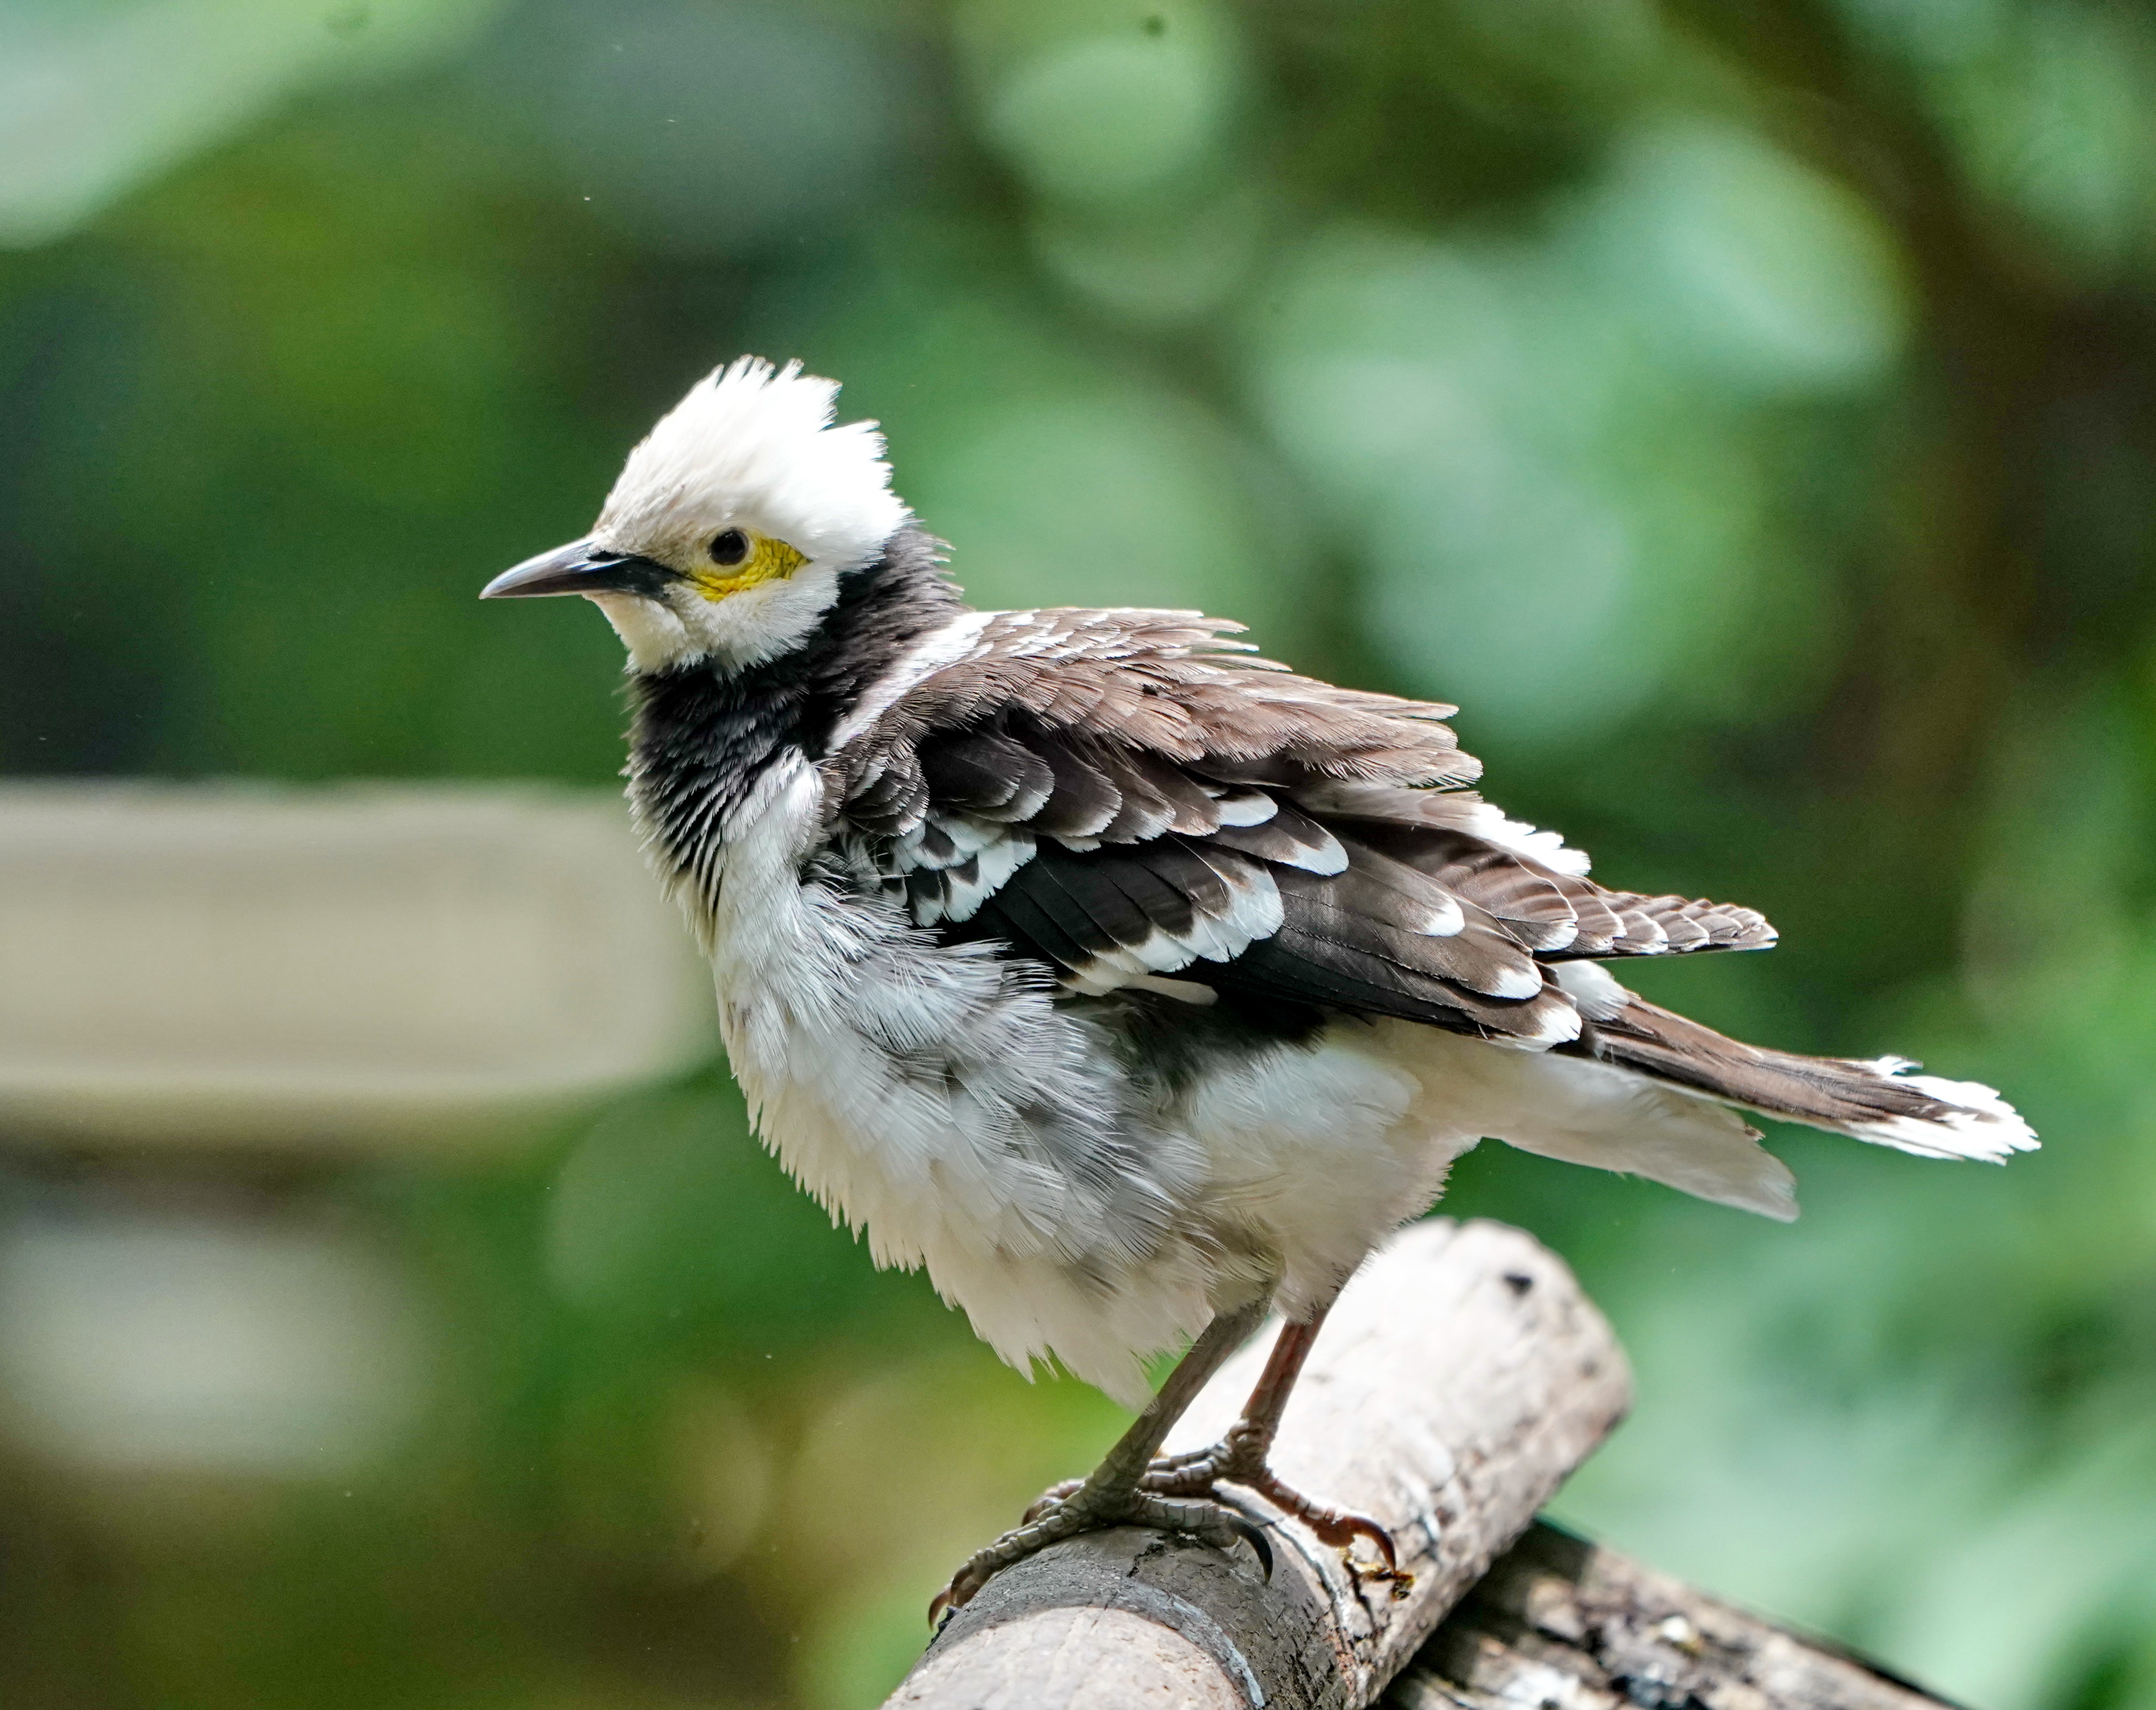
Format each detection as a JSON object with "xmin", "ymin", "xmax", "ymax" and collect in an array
[{"xmin": 625, "ymin": 523, "xmax": 962, "ymax": 868}]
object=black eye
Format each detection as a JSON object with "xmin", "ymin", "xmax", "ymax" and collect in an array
[{"xmin": 709, "ymin": 528, "xmax": 749, "ymax": 566}]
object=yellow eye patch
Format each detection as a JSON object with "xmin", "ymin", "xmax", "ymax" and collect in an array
[{"xmin": 689, "ymin": 532, "xmax": 808, "ymax": 600}]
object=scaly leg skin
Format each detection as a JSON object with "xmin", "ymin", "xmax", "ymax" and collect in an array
[
  {"xmin": 928, "ymin": 1297, "xmax": 1274, "ymax": 1628},
  {"xmin": 1143, "ymin": 1305, "xmax": 1408, "ymax": 1593}
]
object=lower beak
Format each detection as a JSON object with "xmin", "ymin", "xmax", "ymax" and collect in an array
[{"xmin": 480, "ymin": 539, "xmax": 678, "ymax": 599}]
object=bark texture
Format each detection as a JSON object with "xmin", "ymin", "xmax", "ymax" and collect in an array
[
  {"xmin": 887, "ymin": 1218, "xmax": 1634, "ymax": 1710},
  {"xmin": 1389, "ymin": 1521, "xmax": 1957, "ymax": 1710}
]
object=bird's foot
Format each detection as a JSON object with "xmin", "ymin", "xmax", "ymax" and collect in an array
[
  {"xmin": 1141, "ymin": 1426, "xmax": 1408, "ymax": 1590},
  {"xmin": 928, "ymin": 1477, "xmax": 1273, "ymax": 1629}
]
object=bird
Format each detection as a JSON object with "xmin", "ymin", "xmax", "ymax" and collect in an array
[{"xmin": 481, "ymin": 356, "xmax": 2037, "ymax": 1622}]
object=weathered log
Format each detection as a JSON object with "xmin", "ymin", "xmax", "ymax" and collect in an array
[
  {"xmin": 1388, "ymin": 1521, "xmax": 1956, "ymax": 1710},
  {"xmin": 887, "ymin": 1218, "xmax": 1634, "ymax": 1710}
]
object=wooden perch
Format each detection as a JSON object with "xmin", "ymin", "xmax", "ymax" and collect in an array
[
  {"xmin": 1390, "ymin": 1521, "xmax": 1956, "ymax": 1710},
  {"xmin": 887, "ymin": 1218, "xmax": 1634, "ymax": 1710}
]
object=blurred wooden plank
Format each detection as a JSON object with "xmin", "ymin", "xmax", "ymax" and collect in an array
[
  {"xmin": 891, "ymin": 1220, "xmax": 1634, "ymax": 1710},
  {"xmin": 1387, "ymin": 1521, "xmax": 1956, "ymax": 1710},
  {"xmin": 0, "ymin": 782, "xmax": 714, "ymax": 1149}
]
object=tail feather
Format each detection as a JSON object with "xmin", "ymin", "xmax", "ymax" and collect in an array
[{"xmin": 1580, "ymin": 993, "xmax": 2038, "ymax": 1164}]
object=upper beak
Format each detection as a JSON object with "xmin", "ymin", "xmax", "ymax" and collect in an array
[{"xmin": 480, "ymin": 538, "xmax": 678, "ymax": 600}]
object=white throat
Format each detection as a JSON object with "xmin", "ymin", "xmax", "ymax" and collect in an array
[{"xmin": 588, "ymin": 592, "xmax": 693, "ymax": 674}]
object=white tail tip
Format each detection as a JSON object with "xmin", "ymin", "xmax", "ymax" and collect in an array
[{"xmin": 1845, "ymin": 1062, "xmax": 2039, "ymax": 1163}]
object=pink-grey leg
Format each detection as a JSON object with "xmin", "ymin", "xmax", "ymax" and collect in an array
[{"xmin": 928, "ymin": 1295, "xmax": 1275, "ymax": 1626}]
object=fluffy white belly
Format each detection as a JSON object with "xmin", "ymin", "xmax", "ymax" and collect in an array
[{"xmin": 680, "ymin": 758, "xmax": 1472, "ymax": 1405}]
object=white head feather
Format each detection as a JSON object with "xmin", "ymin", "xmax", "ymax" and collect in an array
[{"xmin": 584, "ymin": 357, "xmax": 911, "ymax": 670}]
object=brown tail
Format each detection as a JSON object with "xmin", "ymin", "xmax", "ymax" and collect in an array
[{"xmin": 1581, "ymin": 994, "xmax": 2037, "ymax": 1163}]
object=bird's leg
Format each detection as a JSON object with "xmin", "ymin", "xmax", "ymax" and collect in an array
[
  {"xmin": 928, "ymin": 1296, "xmax": 1274, "ymax": 1626},
  {"xmin": 1142, "ymin": 1303, "xmax": 1402, "ymax": 1577}
]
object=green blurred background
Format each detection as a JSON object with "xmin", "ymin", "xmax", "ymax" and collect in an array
[{"xmin": 4, "ymin": 1, "xmax": 2155, "ymax": 1705}]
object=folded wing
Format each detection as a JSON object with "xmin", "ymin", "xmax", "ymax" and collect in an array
[{"xmin": 822, "ymin": 608, "xmax": 1773, "ymax": 1052}]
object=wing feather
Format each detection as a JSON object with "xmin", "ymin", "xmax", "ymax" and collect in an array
[{"xmin": 824, "ymin": 607, "xmax": 1772, "ymax": 1044}]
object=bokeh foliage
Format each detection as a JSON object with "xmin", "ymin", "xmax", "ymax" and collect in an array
[{"xmin": 3, "ymin": 1, "xmax": 2155, "ymax": 1706}]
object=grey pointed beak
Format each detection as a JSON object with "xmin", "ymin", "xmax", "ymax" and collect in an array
[{"xmin": 480, "ymin": 538, "xmax": 679, "ymax": 600}]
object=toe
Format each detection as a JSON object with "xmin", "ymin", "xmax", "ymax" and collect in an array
[
  {"xmin": 1021, "ymin": 1478, "xmax": 1084, "ymax": 1524},
  {"xmin": 1242, "ymin": 1470, "xmax": 1405, "ymax": 1575},
  {"xmin": 1127, "ymin": 1491, "xmax": 1273, "ymax": 1576}
]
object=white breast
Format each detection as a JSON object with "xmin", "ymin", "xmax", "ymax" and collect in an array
[
  {"xmin": 693, "ymin": 755, "xmax": 1199, "ymax": 1400},
  {"xmin": 689, "ymin": 758, "xmax": 1476, "ymax": 1405}
]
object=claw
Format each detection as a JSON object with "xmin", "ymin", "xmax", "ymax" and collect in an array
[
  {"xmin": 1316, "ymin": 1507, "xmax": 1397, "ymax": 1572},
  {"xmin": 1225, "ymin": 1510, "xmax": 1274, "ymax": 1580}
]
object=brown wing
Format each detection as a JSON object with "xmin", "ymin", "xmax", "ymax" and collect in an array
[{"xmin": 823, "ymin": 608, "xmax": 1772, "ymax": 1047}]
